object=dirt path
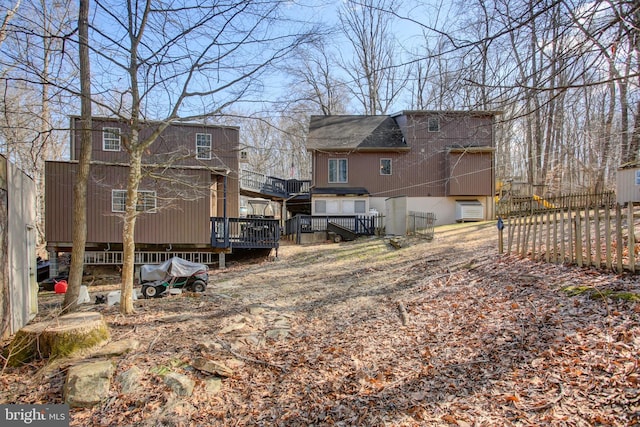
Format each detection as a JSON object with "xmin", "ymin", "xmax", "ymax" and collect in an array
[{"xmin": 3, "ymin": 222, "xmax": 639, "ymax": 426}]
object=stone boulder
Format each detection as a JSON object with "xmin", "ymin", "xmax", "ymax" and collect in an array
[{"xmin": 64, "ymin": 360, "xmax": 115, "ymax": 408}]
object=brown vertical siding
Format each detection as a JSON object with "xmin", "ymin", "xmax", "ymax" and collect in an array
[
  {"xmin": 45, "ymin": 161, "xmax": 238, "ymax": 247},
  {"xmin": 447, "ymin": 152, "xmax": 494, "ymax": 196},
  {"xmin": 313, "ymin": 113, "xmax": 495, "ymax": 198},
  {"xmin": 71, "ymin": 117, "xmax": 240, "ymax": 174},
  {"xmin": 45, "ymin": 161, "xmax": 74, "ymax": 244},
  {"xmin": 90, "ymin": 164, "xmax": 212, "ymax": 244}
]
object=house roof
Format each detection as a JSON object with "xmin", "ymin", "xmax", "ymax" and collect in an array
[
  {"xmin": 307, "ymin": 115, "xmax": 407, "ymax": 151},
  {"xmin": 391, "ymin": 110, "xmax": 502, "ymax": 117},
  {"xmin": 619, "ymin": 161, "xmax": 640, "ymax": 170}
]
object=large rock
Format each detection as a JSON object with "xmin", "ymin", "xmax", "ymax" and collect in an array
[
  {"xmin": 4, "ymin": 311, "xmax": 110, "ymax": 366},
  {"xmin": 92, "ymin": 338, "xmax": 139, "ymax": 358},
  {"xmin": 64, "ymin": 360, "xmax": 115, "ymax": 408},
  {"xmin": 118, "ymin": 366, "xmax": 143, "ymax": 394},
  {"xmin": 204, "ymin": 377, "xmax": 223, "ymax": 396},
  {"xmin": 192, "ymin": 357, "xmax": 234, "ymax": 377},
  {"xmin": 163, "ymin": 372, "xmax": 194, "ymax": 397}
]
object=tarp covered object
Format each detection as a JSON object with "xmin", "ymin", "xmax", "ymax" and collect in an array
[{"xmin": 139, "ymin": 257, "xmax": 208, "ymax": 282}]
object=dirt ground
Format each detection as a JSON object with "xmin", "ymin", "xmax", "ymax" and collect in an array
[{"xmin": 2, "ymin": 221, "xmax": 640, "ymax": 426}]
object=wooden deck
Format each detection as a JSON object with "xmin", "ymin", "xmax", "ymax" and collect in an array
[{"xmin": 210, "ymin": 217, "xmax": 280, "ymax": 250}]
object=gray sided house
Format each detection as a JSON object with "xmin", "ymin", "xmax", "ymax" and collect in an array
[
  {"xmin": 0, "ymin": 155, "xmax": 38, "ymax": 338},
  {"xmin": 45, "ymin": 117, "xmax": 240, "ymax": 264},
  {"xmin": 306, "ymin": 110, "xmax": 498, "ymax": 225}
]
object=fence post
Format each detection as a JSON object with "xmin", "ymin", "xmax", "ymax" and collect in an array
[
  {"xmin": 567, "ymin": 206, "xmax": 574, "ymax": 263},
  {"xmin": 507, "ymin": 216, "xmax": 514, "ymax": 254},
  {"xmin": 516, "ymin": 215, "xmax": 523, "ymax": 255},
  {"xmin": 531, "ymin": 214, "xmax": 538, "ymax": 259},
  {"xmin": 575, "ymin": 212, "xmax": 583, "ymax": 267},
  {"xmin": 497, "ymin": 217, "xmax": 504, "ymax": 254},
  {"xmin": 605, "ymin": 207, "xmax": 612, "ymax": 270},
  {"xmin": 594, "ymin": 205, "xmax": 601, "ymax": 268},
  {"xmin": 522, "ymin": 216, "xmax": 532, "ymax": 256},
  {"xmin": 628, "ymin": 203, "xmax": 636, "ymax": 273},
  {"xmin": 585, "ymin": 205, "xmax": 592, "ymax": 267},
  {"xmin": 558, "ymin": 210, "xmax": 565, "ymax": 263},
  {"xmin": 545, "ymin": 211, "xmax": 551, "ymax": 263},
  {"xmin": 616, "ymin": 204, "xmax": 623, "ymax": 273}
]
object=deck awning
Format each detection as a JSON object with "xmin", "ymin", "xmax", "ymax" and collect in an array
[{"xmin": 311, "ymin": 187, "xmax": 370, "ymax": 196}]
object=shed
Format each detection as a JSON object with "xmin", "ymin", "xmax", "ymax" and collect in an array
[
  {"xmin": 385, "ymin": 195, "xmax": 408, "ymax": 235},
  {"xmin": 616, "ymin": 163, "xmax": 640, "ymax": 204},
  {"xmin": 0, "ymin": 155, "xmax": 38, "ymax": 339}
]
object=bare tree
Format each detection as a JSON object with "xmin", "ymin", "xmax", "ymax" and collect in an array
[
  {"xmin": 339, "ymin": 0, "xmax": 408, "ymax": 114},
  {"xmin": 285, "ymin": 40, "xmax": 350, "ymax": 116},
  {"xmin": 62, "ymin": 0, "xmax": 91, "ymax": 313},
  {"xmin": 0, "ymin": 0, "xmax": 75, "ymax": 249},
  {"xmin": 0, "ymin": 1, "xmax": 20, "ymax": 47},
  {"xmin": 86, "ymin": 0, "xmax": 317, "ymax": 314}
]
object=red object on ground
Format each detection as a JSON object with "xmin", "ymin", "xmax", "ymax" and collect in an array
[{"xmin": 54, "ymin": 280, "xmax": 68, "ymax": 294}]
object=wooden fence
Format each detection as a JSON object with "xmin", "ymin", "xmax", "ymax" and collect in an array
[
  {"xmin": 407, "ymin": 211, "xmax": 436, "ymax": 240},
  {"xmin": 503, "ymin": 202, "xmax": 640, "ymax": 273},
  {"xmin": 496, "ymin": 191, "xmax": 616, "ymax": 218}
]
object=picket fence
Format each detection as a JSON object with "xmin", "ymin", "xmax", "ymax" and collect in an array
[{"xmin": 502, "ymin": 201, "xmax": 640, "ymax": 273}]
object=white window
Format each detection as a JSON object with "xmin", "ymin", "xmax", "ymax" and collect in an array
[
  {"xmin": 112, "ymin": 190, "xmax": 157, "ymax": 213},
  {"xmin": 315, "ymin": 200, "xmax": 339, "ymax": 214},
  {"xmin": 137, "ymin": 191, "xmax": 157, "ymax": 212},
  {"xmin": 314, "ymin": 198, "xmax": 367, "ymax": 215},
  {"xmin": 354, "ymin": 200, "xmax": 366, "ymax": 213},
  {"xmin": 343, "ymin": 200, "xmax": 355, "ymax": 214},
  {"xmin": 103, "ymin": 127, "xmax": 121, "ymax": 151},
  {"xmin": 428, "ymin": 117, "xmax": 440, "ymax": 132},
  {"xmin": 380, "ymin": 158, "xmax": 392, "ymax": 175},
  {"xmin": 635, "ymin": 170, "xmax": 640, "ymax": 185},
  {"xmin": 112, "ymin": 190, "xmax": 126, "ymax": 212},
  {"xmin": 196, "ymin": 133, "xmax": 212, "ymax": 160},
  {"xmin": 328, "ymin": 158, "xmax": 347, "ymax": 183},
  {"xmin": 326, "ymin": 200, "xmax": 340, "ymax": 214}
]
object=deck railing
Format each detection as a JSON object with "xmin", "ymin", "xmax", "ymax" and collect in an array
[
  {"xmin": 240, "ymin": 169, "xmax": 310, "ymax": 198},
  {"xmin": 210, "ymin": 217, "xmax": 280, "ymax": 249},
  {"xmin": 284, "ymin": 214, "xmax": 384, "ymax": 243}
]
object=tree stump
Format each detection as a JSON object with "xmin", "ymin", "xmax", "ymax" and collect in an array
[{"xmin": 4, "ymin": 311, "xmax": 110, "ymax": 366}]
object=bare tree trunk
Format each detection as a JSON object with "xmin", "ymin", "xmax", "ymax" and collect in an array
[
  {"xmin": 62, "ymin": 0, "xmax": 91, "ymax": 313},
  {"xmin": 339, "ymin": 0, "xmax": 406, "ymax": 114},
  {"xmin": 595, "ymin": 60, "xmax": 617, "ymax": 193},
  {"xmin": 0, "ymin": 1, "xmax": 21, "ymax": 48},
  {"xmin": 119, "ymin": 146, "xmax": 142, "ymax": 315},
  {"xmin": 629, "ymin": 98, "xmax": 640, "ymax": 164}
]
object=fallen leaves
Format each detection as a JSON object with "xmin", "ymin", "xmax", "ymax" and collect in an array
[{"xmin": 2, "ymin": 224, "xmax": 640, "ymax": 425}]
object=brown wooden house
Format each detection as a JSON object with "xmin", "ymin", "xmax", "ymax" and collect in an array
[
  {"xmin": 45, "ymin": 117, "xmax": 241, "ymax": 265},
  {"xmin": 306, "ymin": 110, "xmax": 499, "ymax": 225}
]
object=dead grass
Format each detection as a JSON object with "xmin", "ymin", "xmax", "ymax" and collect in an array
[{"xmin": 2, "ymin": 221, "xmax": 639, "ymax": 426}]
